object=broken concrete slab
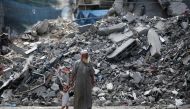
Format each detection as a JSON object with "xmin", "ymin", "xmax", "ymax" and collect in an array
[
  {"xmin": 122, "ymin": 12, "xmax": 137, "ymax": 23},
  {"xmin": 78, "ymin": 24, "xmax": 94, "ymax": 33},
  {"xmin": 154, "ymin": 21, "xmax": 165, "ymax": 31},
  {"xmin": 2, "ymin": 68, "xmax": 13, "ymax": 80},
  {"xmin": 105, "ymin": 46, "xmax": 116, "ymax": 55},
  {"xmin": 175, "ymin": 99, "xmax": 183, "ymax": 107},
  {"xmin": 98, "ymin": 23, "xmax": 126, "ymax": 36},
  {"xmin": 134, "ymin": 25, "xmax": 149, "ymax": 36},
  {"xmin": 98, "ymin": 93, "xmax": 106, "ymax": 97},
  {"xmin": 3, "ymin": 67, "xmax": 13, "ymax": 74},
  {"xmin": 110, "ymin": 64, "xmax": 117, "ymax": 69},
  {"xmin": 108, "ymin": 31, "xmax": 133, "ymax": 42},
  {"xmin": 25, "ymin": 45, "xmax": 38, "ymax": 55},
  {"xmin": 8, "ymin": 43, "xmax": 27, "ymax": 57},
  {"xmin": 44, "ymin": 89, "xmax": 56, "ymax": 98},
  {"xmin": 0, "ymin": 78, "xmax": 13, "ymax": 91},
  {"xmin": 21, "ymin": 34, "xmax": 36, "ymax": 41},
  {"xmin": 171, "ymin": 90, "xmax": 178, "ymax": 95},
  {"xmin": 92, "ymin": 87, "xmax": 101, "ymax": 94},
  {"xmin": 35, "ymin": 19, "xmax": 49, "ymax": 35},
  {"xmin": 182, "ymin": 55, "xmax": 190, "ymax": 65},
  {"xmin": 147, "ymin": 28, "xmax": 161, "ymax": 57},
  {"xmin": 1, "ymin": 89, "xmax": 13, "ymax": 101},
  {"xmin": 159, "ymin": 36, "xmax": 166, "ymax": 43},
  {"xmin": 65, "ymin": 32, "xmax": 75, "ymax": 38},
  {"xmin": 129, "ymin": 72, "xmax": 143, "ymax": 84},
  {"xmin": 181, "ymin": 22, "xmax": 188, "ymax": 29},
  {"xmin": 33, "ymin": 86, "xmax": 47, "ymax": 97},
  {"xmin": 49, "ymin": 57, "xmax": 60, "ymax": 68},
  {"xmin": 51, "ymin": 83, "xmax": 59, "ymax": 91},
  {"xmin": 106, "ymin": 83, "xmax": 113, "ymax": 91},
  {"xmin": 94, "ymin": 69, "xmax": 100, "ymax": 75},
  {"xmin": 167, "ymin": 2, "xmax": 188, "ymax": 16},
  {"xmin": 14, "ymin": 59, "xmax": 34, "ymax": 93},
  {"xmin": 107, "ymin": 38, "xmax": 137, "ymax": 59},
  {"xmin": 144, "ymin": 90, "xmax": 151, "ymax": 96}
]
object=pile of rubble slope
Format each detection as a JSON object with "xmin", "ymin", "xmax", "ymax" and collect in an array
[{"xmin": 0, "ymin": 13, "xmax": 190, "ymax": 108}]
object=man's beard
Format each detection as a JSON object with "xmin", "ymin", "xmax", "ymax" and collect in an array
[{"xmin": 82, "ymin": 56, "xmax": 90, "ymax": 64}]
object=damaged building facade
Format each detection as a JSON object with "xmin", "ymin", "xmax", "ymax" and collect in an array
[{"xmin": 0, "ymin": 0, "xmax": 190, "ymax": 109}]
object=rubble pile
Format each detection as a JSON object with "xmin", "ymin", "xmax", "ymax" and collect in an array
[{"xmin": 0, "ymin": 13, "xmax": 190, "ymax": 108}]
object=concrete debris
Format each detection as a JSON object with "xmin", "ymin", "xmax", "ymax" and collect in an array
[
  {"xmin": 35, "ymin": 19, "xmax": 49, "ymax": 35},
  {"xmin": 168, "ymin": 104, "xmax": 177, "ymax": 109},
  {"xmin": 99, "ymin": 97, "xmax": 106, "ymax": 101},
  {"xmin": 110, "ymin": 64, "xmax": 117, "ymax": 69},
  {"xmin": 46, "ymin": 89, "xmax": 56, "ymax": 98},
  {"xmin": 94, "ymin": 69, "xmax": 100, "ymax": 75},
  {"xmin": 167, "ymin": 2, "xmax": 188, "ymax": 16},
  {"xmin": 154, "ymin": 21, "xmax": 165, "ymax": 31},
  {"xmin": 147, "ymin": 28, "xmax": 161, "ymax": 57},
  {"xmin": 24, "ymin": 45, "xmax": 38, "ymax": 55},
  {"xmin": 98, "ymin": 93, "xmax": 105, "ymax": 97},
  {"xmin": 92, "ymin": 87, "xmax": 101, "ymax": 94},
  {"xmin": 182, "ymin": 55, "xmax": 190, "ymax": 65},
  {"xmin": 33, "ymin": 86, "xmax": 47, "ymax": 97},
  {"xmin": 159, "ymin": 36, "xmax": 166, "ymax": 43},
  {"xmin": 132, "ymin": 91, "xmax": 137, "ymax": 100},
  {"xmin": 144, "ymin": 90, "xmax": 151, "ymax": 96},
  {"xmin": 8, "ymin": 43, "xmax": 27, "ymax": 57},
  {"xmin": 51, "ymin": 83, "xmax": 59, "ymax": 91},
  {"xmin": 122, "ymin": 13, "xmax": 137, "ymax": 23},
  {"xmin": 1, "ymin": 11, "xmax": 190, "ymax": 107},
  {"xmin": 172, "ymin": 90, "xmax": 178, "ymax": 95},
  {"xmin": 22, "ymin": 98, "xmax": 29, "ymax": 106},
  {"xmin": 144, "ymin": 87, "xmax": 162, "ymax": 102},
  {"xmin": 107, "ymin": 38, "xmax": 137, "ymax": 60},
  {"xmin": 181, "ymin": 22, "xmax": 188, "ymax": 29},
  {"xmin": 175, "ymin": 99, "xmax": 183, "ymax": 107},
  {"xmin": 106, "ymin": 83, "xmax": 113, "ymax": 91},
  {"xmin": 103, "ymin": 100, "xmax": 112, "ymax": 106},
  {"xmin": 78, "ymin": 24, "xmax": 94, "ymax": 33},
  {"xmin": 98, "ymin": 23, "xmax": 126, "ymax": 36},
  {"xmin": 134, "ymin": 25, "xmax": 149, "ymax": 36},
  {"xmin": 108, "ymin": 31, "xmax": 133, "ymax": 42},
  {"xmin": 1, "ymin": 89, "xmax": 12, "ymax": 101},
  {"xmin": 129, "ymin": 72, "xmax": 143, "ymax": 84}
]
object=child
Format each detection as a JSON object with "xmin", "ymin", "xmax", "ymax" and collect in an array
[{"xmin": 61, "ymin": 83, "xmax": 70, "ymax": 109}]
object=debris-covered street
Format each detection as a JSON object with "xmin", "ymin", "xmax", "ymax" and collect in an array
[{"xmin": 1, "ymin": 0, "xmax": 190, "ymax": 109}]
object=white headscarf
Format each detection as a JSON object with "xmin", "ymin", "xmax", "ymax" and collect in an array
[{"xmin": 80, "ymin": 50, "xmax": 90, "ymax": 63}]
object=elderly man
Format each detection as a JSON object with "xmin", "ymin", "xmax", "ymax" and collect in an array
[{"xmin": 71, "ymin": 50, "xmax": 95, "ymax": 109}]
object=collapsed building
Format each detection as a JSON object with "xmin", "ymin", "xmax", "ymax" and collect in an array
[{"xmin": 0, "ymin": 0, "xmax": 190, "ymax": 108}]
